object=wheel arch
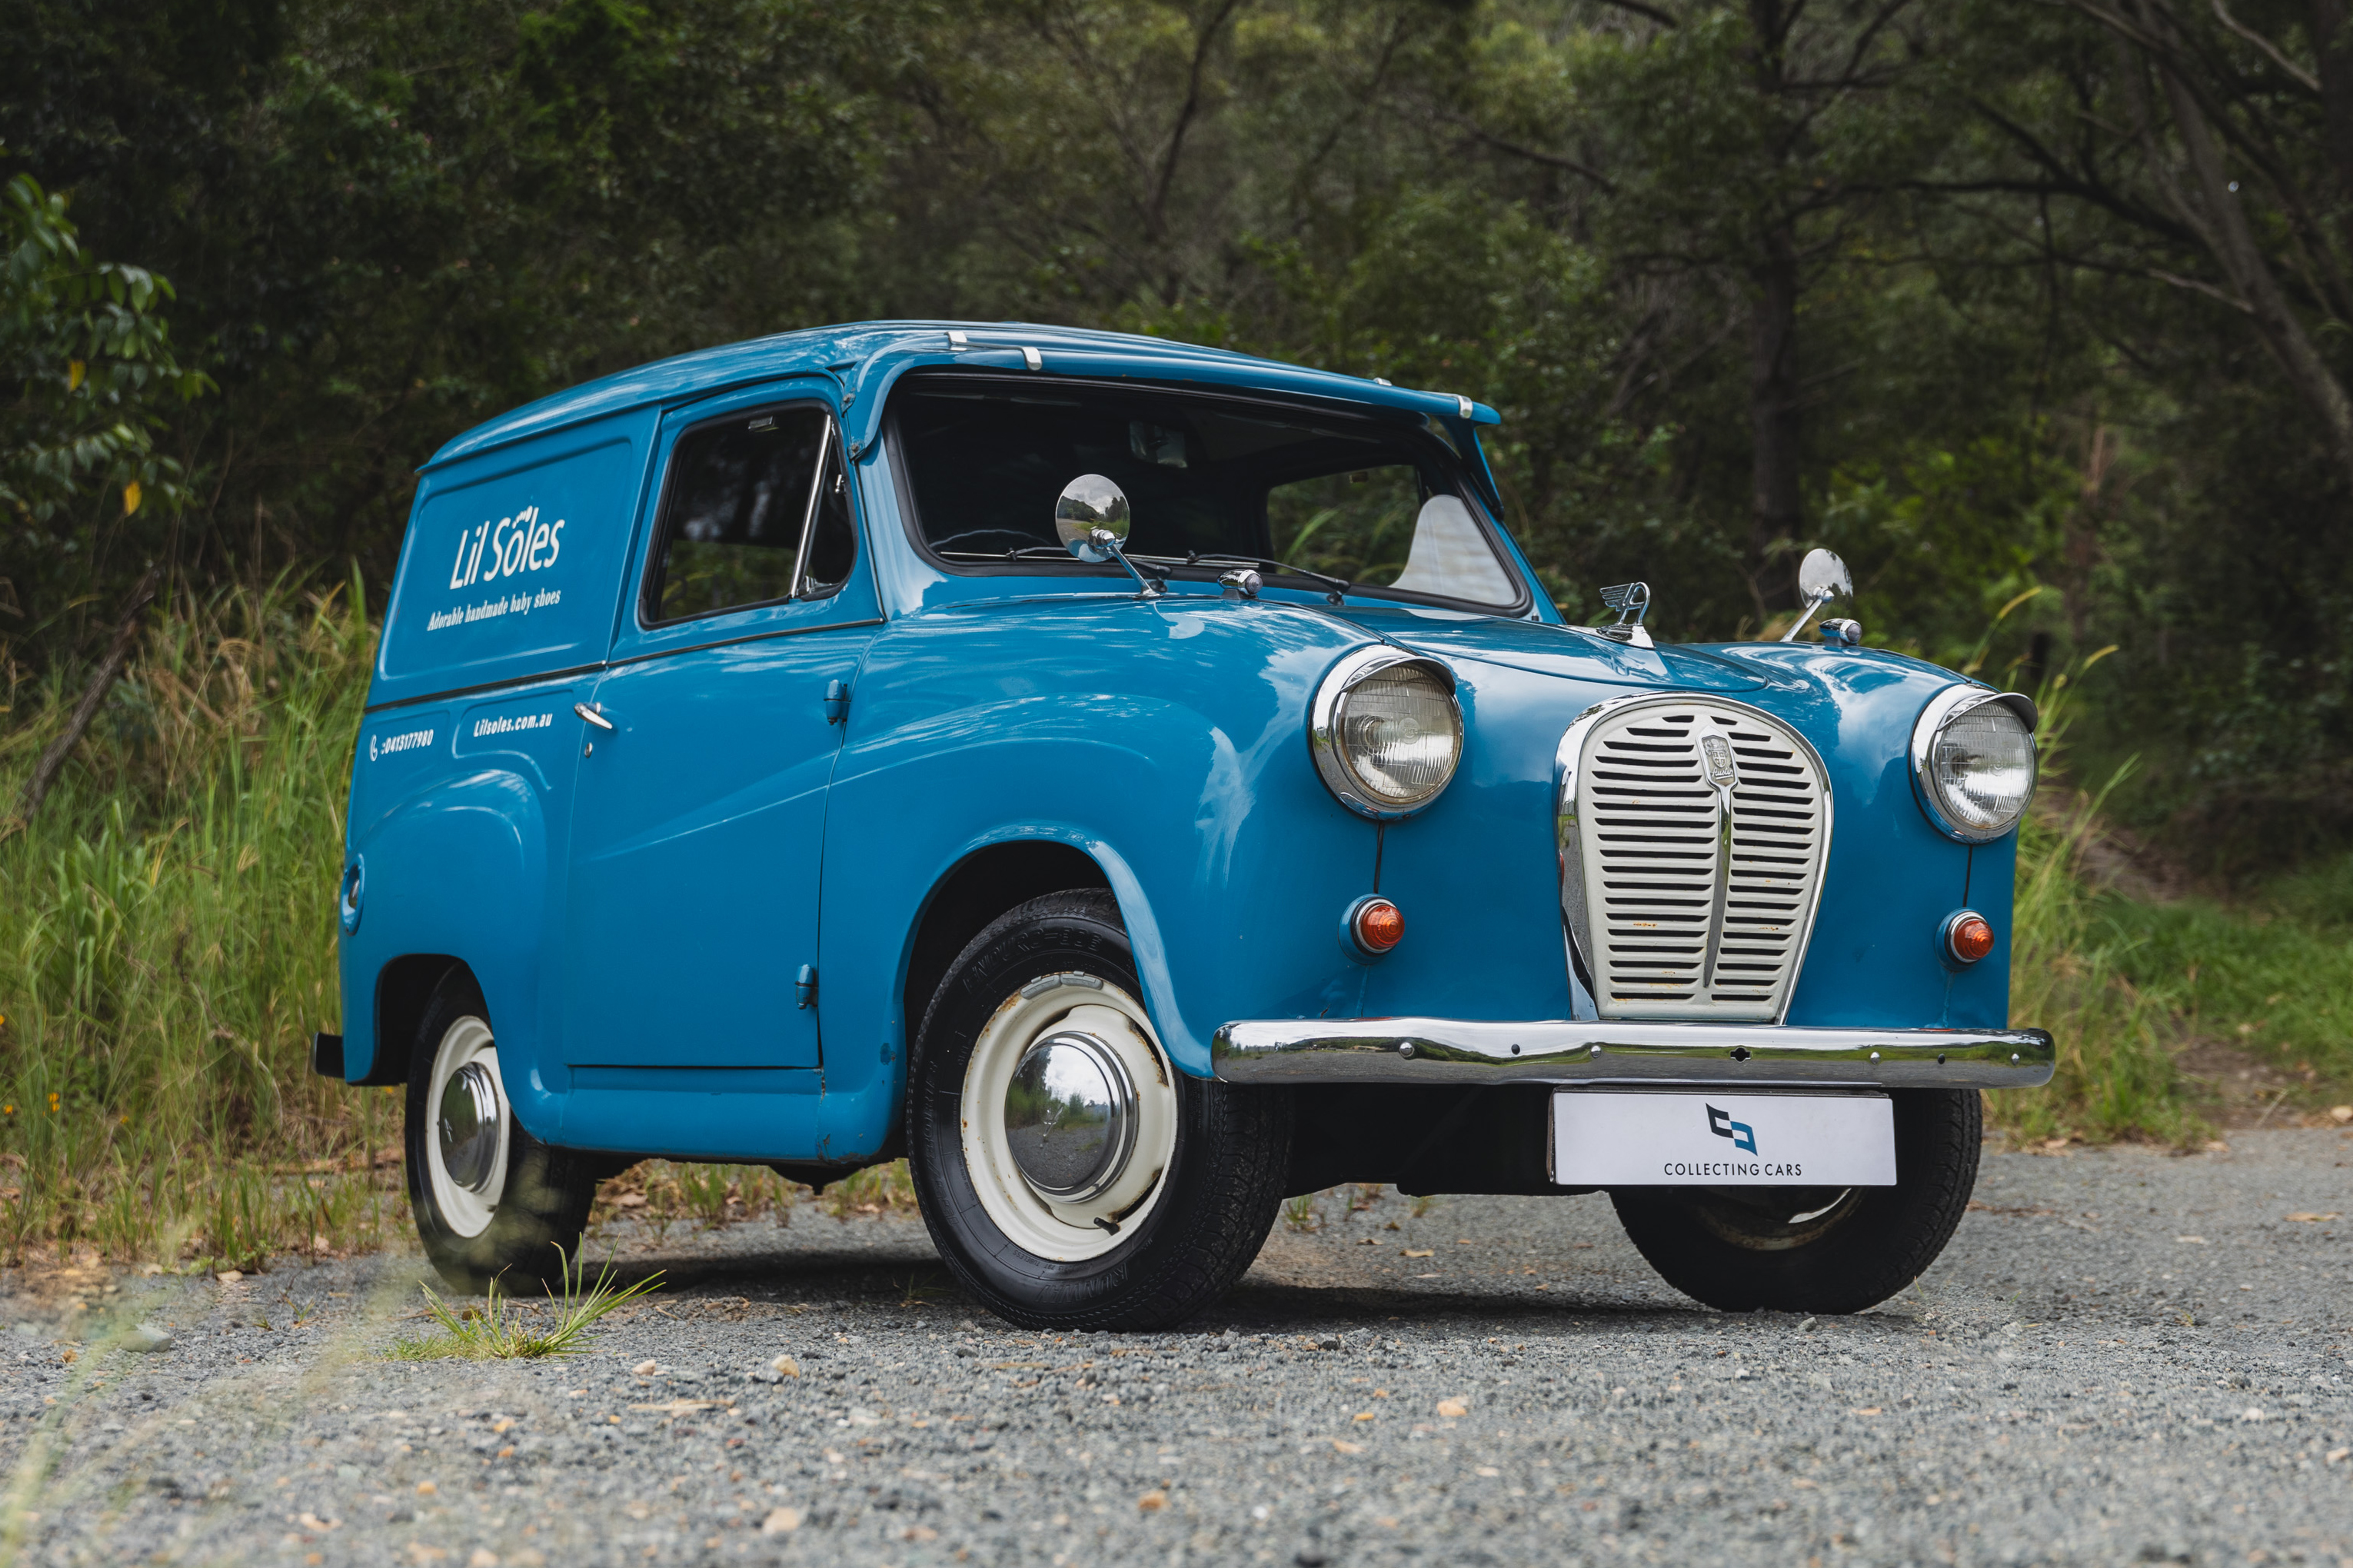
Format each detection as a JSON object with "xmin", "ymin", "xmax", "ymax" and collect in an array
[
  {"xmin": 899, "ymin": 839, "xmax": 1114, "ymax": 1054},
  {"xmin": 359, "ymin": 954, "xmax": 472, "ymax": 1087}
]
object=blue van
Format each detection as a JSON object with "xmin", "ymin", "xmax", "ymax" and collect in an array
[{"xmin": 315, "ymin": 321, "xmax": 2052, "ymax": 1328}]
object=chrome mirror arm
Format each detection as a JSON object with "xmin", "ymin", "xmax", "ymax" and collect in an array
[
  {"xmin": 1093, "ymin": 528, "xmax": 1164, "ymax": 599},
  {"xmin": 1780, "ymin": 587, "xmax": 1835, "ymax": 644}
]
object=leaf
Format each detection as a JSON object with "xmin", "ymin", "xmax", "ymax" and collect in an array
[
  {"xmin": 122, "ymin": 480, "xmax": 141, "ymax": 515},
  {"xmin": 67, "ymin": 360, "xmax": 84, "ymax": 391}
]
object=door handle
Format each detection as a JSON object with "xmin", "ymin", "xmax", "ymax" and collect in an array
[{"xmin": 574, "ymin": 702, "xmax": 615, "ymax": 731}]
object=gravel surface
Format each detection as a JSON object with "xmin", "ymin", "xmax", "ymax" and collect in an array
[{"xmin": 2, "ymin": 1128, "xmax": 2348, "ymax": 1566}]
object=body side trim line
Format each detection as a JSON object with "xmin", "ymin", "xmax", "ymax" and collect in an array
[
  {"xmin": 604, "ymin": 615, "xmax": 888, "ymax": 668},
  {"xmin": 364, "ymin": 662, "xmax": 608, "ymax": 714}
]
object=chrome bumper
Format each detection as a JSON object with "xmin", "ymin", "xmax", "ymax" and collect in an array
[{"xmin": 1210, "ymin": 1018, "xmax": 2055, "ymax": 1090}]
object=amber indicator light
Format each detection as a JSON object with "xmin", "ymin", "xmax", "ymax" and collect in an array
[
  {"xmin": 1945, "ymin": 911, "xmax": 1995, "ymax": 964},
  {"xmin": 1353, "ymin": 898, "xmax": 1405, "ymax": 954}
]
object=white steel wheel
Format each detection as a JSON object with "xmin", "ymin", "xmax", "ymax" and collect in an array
[
  {"xmin": 422, "ymin": 1016, "xmax": 511, "ymax": 1240},
  {"xmin": 959, "ymin": 974, "xmax": 1178, "ymax": 1263}
]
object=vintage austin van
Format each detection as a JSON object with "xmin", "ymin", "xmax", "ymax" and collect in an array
[{"xmin": 315, "ymin": 321, "xmax": 2052, "ymax": 1328}]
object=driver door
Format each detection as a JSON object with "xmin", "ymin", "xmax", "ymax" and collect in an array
[{"xmin": 558, "ymin": 384, "xmax": 876, "ymax": 1070}]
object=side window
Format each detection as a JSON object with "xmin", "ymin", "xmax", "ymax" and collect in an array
[
  {"xmin": 1264, "ymin": 464, "xmax": 1515, "ymax": 604},
  {"xmin": 644, "ymin": 405, "xmax": 856, "ymax": 624}
]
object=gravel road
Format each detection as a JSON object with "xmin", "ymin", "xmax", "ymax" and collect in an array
[{"xmin": 2, "ymin": 1127, "xmax": 2348, "ymax": 1567}]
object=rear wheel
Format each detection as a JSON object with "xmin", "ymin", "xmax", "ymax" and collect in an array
[
  {"xmin": 1609, "ymin": 1088, "xmax": 1981, "ymax": 1313},
  {"xmin": 907, "ymin": 891, "xmax": 1290, "ymax": 1330},
  {"xmin": 404, "ymin": 972, "xmax": 599, "ymax": 1294}
]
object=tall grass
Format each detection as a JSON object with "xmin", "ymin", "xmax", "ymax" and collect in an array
[
  {"xmin": 2094, "ymin": 867, "xmax": 2353, "ymax": 1090},
  {"xmin": 0, "ymin": 578, "xmax": 400, "ymax": 1268},
  {"xmin": 1986, "ymin": 651, "xmax": 2205, "ymax": 1144},
  {"xmin": 0, "ymin": 582, "xmax": 2315, "ymax": 1275}
]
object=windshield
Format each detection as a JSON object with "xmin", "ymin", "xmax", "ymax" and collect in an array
[{"xmin": 888, "ymin": 376, "xmax": 1524, "ymax": 609}]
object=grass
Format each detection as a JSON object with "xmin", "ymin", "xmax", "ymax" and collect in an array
[
  {"xmin": 385, "ymin": 1247, "xmax": 664, "ymax": 1360},
  {"xmin": 0, "ymin": 576, "xmax": 404, "ymax": 1270},
  {"xmin": 0, "ymin": 577, "xmax": 2341, "ymax": 1281},
  {"xmin": 819, "ymin": 1159, "xmax": 917, "ymax": 1220},
  {"xmin": 2096, "ymin": 867, "xmax": 2353, "ymax": 1089},
  {"xmin": 592, "ymin": 1159, "xmax": 807, "ymax": 1241}
]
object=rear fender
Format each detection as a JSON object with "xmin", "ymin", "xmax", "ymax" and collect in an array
[{"xmin": 338, "ymin": 769, "xmax": 565, "ymax": 1139}]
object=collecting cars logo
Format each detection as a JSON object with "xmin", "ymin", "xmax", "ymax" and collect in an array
[
  {"xmin": 1706, "ymin": 1103, "xmax": 1757, "ymax": 1154},
  {"xmin": 425, "ymin": 504, "xmax": 566, "ymax": 633},
  {"xmin": 1656, "ymin": 1102, "xmax": 1806, "ymax": 1180}
]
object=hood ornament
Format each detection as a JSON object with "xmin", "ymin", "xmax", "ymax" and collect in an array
[{"xmin": 1596, "ymin": 582, "xmax": 1652, "ymax": 649}]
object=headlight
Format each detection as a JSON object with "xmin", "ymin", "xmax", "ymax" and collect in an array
[
  {"xmin": 1310, "ymin": 649, "xmax": 1463, "ymax": 818},
  {"xmin": 1909, "ymin": 687, "xmax": 2038, "ymax": 842}
]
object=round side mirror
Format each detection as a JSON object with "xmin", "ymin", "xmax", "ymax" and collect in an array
[
  {"xmin": 1055, "ymin": 474, "xmax": 1131, "ymax": 563},
  {"xmin": 1798, "ymin": 548, "xmax": 1852, "ymax": 604}
]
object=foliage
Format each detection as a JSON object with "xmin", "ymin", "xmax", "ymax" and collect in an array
[
  {"xmin": 0, "ymin": 578, "xmax": 398, "ymax": 1267},
  {"xmin": 8, "ymin": 1, "xmax": 2353, "ymax": 1181},
  {"xmin": 0, "ymin": 159, "xmax": 208, "ymax": 561},
  {"xmin": 821, "ymin": 1159, "xmax": 917, "ymax": 1220},
  {"xmin": 388, "ymin": 1247, "xmax": 663, "ymax": 1360},
  {"xmin": 7, "ymin": 1, "xmax": 2353, "ymax": 853},
  {"xmin": 2098, "ymin": 864, "xmax": 2353, "ymax": 1091}
]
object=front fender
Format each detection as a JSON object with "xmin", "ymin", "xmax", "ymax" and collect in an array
[{"xmin": 815, "ymin": 595, "xmax": 1382, "ymax": 1157}]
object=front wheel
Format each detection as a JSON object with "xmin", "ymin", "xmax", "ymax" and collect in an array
[
  {"xmin": 405, "ymin": 971, "xmax": 600, "ymax": 1293},
  {"xmin": 907, "ymin": 891, "xmax": 1290, "ymax": 1330},
  {"xmin": 1609, "ymin": 1088, "xmax": 1982, "ymax": 1314}
]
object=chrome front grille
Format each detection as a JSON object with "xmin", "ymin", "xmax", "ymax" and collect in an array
[{"xmin": 1556, "ymin": 697, "xmax": 1831, "ymax": 1021}]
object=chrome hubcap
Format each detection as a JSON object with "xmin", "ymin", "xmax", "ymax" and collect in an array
[
  {"xmin": 1004, "ymin": 1031, "xmax": 1137, "ymax": 1203},
  {"xmin": 437, "ymin": 1060, "xmax": 502, "ymax": 1193}
]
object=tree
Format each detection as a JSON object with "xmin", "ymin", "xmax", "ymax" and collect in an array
[
  {"xmin": 0, "ymin": 161, "xmax": 208, "ymax": 607},
  {"xmin": 1461, "ymin": 1, "xmax": 1957, "ymax": 617}
]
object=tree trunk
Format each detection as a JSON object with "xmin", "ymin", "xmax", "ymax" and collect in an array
[
  {"xmin": 1749, "ymin": 221, "xmax": 1806, "ymax": 615},
  {"xmin": 2315, "ymin": 0, "xmax": 2353, "ymax": 201},
  {"xmin": 2156, "ymin": 59, "xmax": 2353, "ymax": 488},
  {"xmin": 18, "ymin": 566, "xmax": 161, "ymax": 820}
]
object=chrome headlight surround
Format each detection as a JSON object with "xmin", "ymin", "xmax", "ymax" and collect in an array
[
  {"xmin": 1909, "ymin": 686, "xmax": 2040, "ymax": 844},
  {"xmin": 1309, "ymin": 648, "xmax": 1463, "ymax": 820}
]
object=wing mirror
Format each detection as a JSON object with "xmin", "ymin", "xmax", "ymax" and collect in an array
[
  {"xmin": 1054, "ymin": 474, "xmax": 1161, "ymax": 598},
  {"xmin": 1781, "ymin": 548, "xmax": 1854, "ymax": 643}
]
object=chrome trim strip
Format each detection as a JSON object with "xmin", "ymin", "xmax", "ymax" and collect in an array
[
  {"xmin": 1908, "ymin": 684, "xmax": 2042, "ymax": 844},
  {"xmin": 1553, "ymin": 694, "xmax": 1835, "ymax": 1024},
  {"xmin": 1211, "ymin": 1017, "xmax": 2054, "ymax": 1090},
  {"xmin": 787, "ymin": 417, "xmax": 836, "ymax": 600}
]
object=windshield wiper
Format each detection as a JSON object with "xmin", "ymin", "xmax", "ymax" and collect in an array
[
  {"xmin": 1134, "ymin": 551, "xmax": 1353, "ymax": 603},
  {"xmin": 934, "ymin": 545, "xmax": 1079, "ymax": 561}
]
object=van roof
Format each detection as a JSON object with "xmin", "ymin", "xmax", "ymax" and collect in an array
[{"xmin": 424, "ymin": 320, "xmax": 1499, "ymax": 470}]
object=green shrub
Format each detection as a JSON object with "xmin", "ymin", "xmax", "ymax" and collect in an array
[{"xmin": 0, "ymin": 577, "xmax": 398, "ymax": 1267}]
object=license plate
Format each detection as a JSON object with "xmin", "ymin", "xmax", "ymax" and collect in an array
[{"xmin": 1550, "ymin": 1090, "xmax": 1895, "ymax": 1187}]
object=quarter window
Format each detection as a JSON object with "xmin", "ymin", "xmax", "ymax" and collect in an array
[
  {"xmin": 645, "ymin": 406, "xmax": 856, "ymax": 623},
  {"xmin": 1269, "ymin": 465, "xmax": 1516, "ymax": 604}
]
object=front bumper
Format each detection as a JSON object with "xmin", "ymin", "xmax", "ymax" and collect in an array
[{"xmin": 1210, "ymin": 1019, "xmax": 2055, "ymax": 1090}]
